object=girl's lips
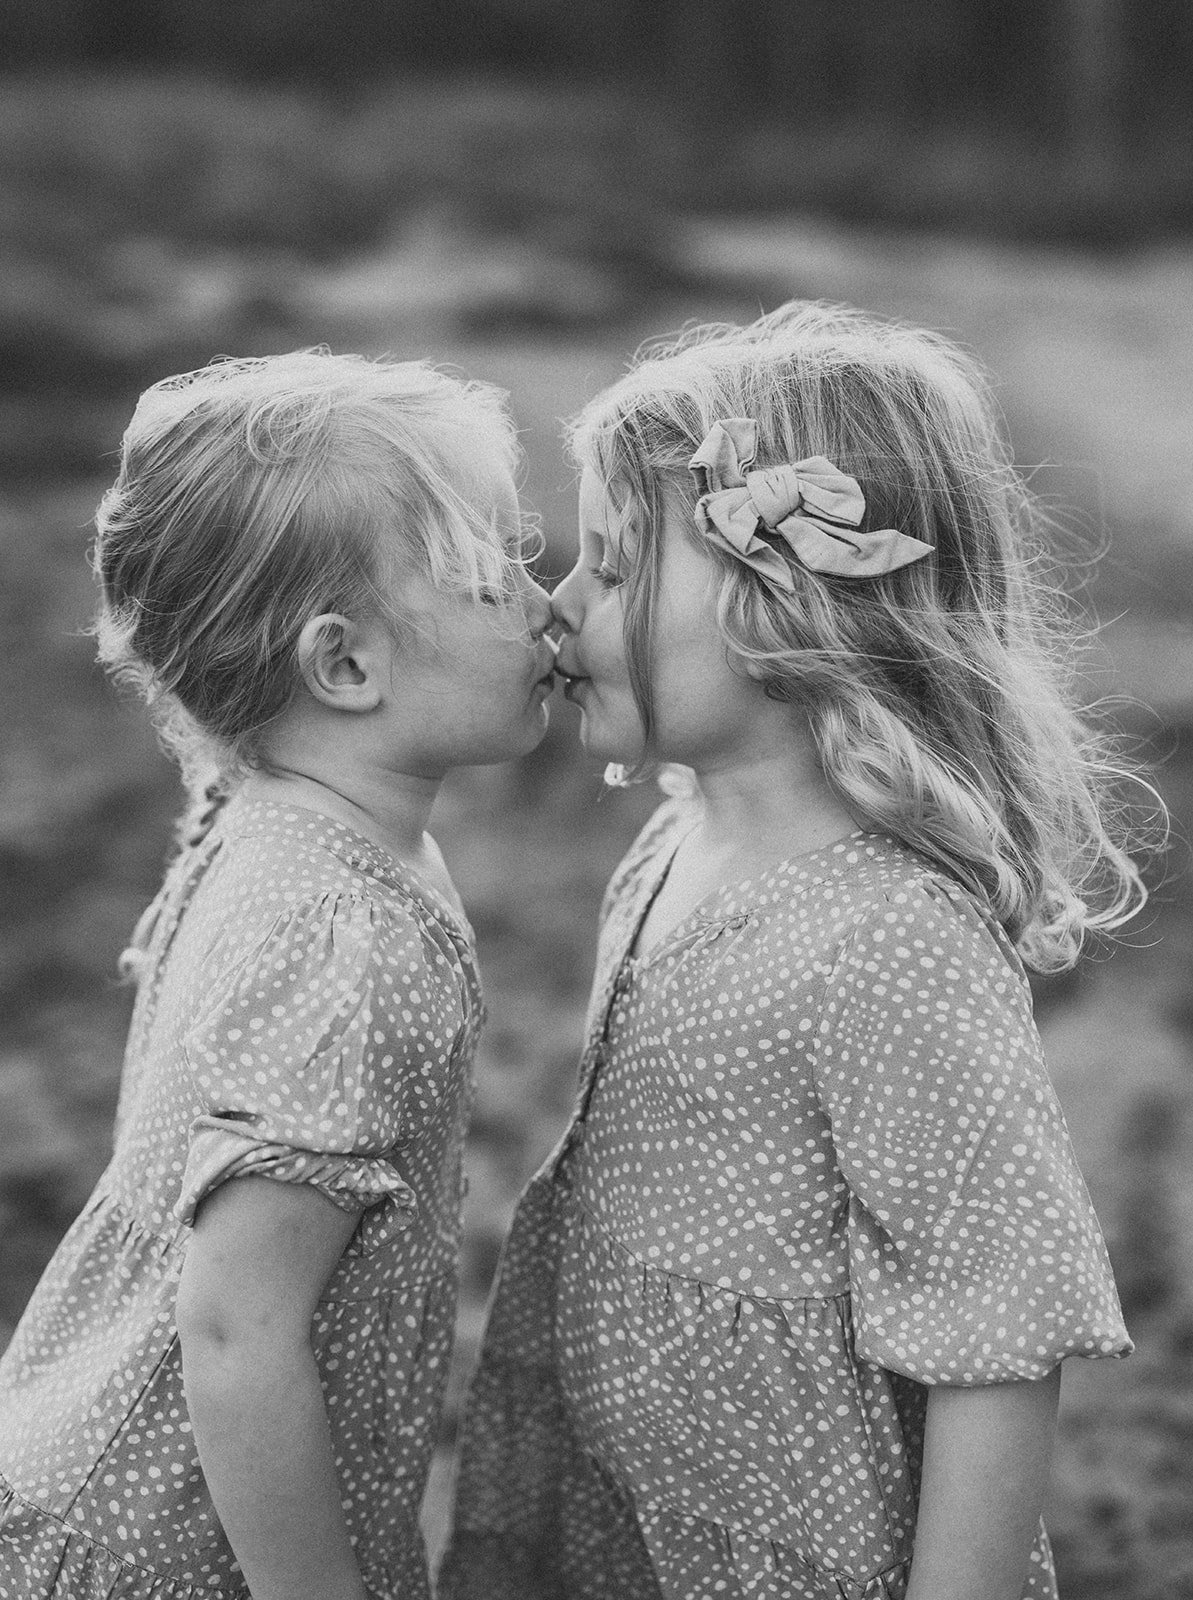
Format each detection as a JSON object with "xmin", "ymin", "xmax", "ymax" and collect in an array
[
  {"xmin": 553, "ymin": 645, "xmax": 584, "ymax": 680},
  {"xmin": 552, "ymin": 643, "xmax": 590, "ymax": 698},
  {"xmin": 531, "ymin": 638, "xmax": 559, "ymax": 689}
]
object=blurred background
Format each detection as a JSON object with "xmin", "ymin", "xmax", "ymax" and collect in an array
[{"xmin": 2, "ymin": 2, "xmax": 1192, "ymax": 1594}]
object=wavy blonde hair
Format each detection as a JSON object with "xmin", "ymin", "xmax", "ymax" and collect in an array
[
  {"xmin": 569, "ymin": 301, "xmax": 1157, "ymax": 973},
  {"xmin": 94, "ymin": 348, "xmax": 529, "ymax": 813}
]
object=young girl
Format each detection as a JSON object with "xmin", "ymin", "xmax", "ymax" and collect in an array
[
  {"xmin": 443, "ymin": 303, "xmax": 1146, "ymax": 1600},
  {"xmin": 0, "ymin": 350, "xmax": 555, "ymax": 1600}
]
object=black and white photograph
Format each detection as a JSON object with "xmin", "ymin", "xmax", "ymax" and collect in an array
[{"xmin": 0, "ymin": 5, "xmax": 1190, "ymax": 1598}]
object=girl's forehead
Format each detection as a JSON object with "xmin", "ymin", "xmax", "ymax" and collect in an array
[
  {"xmin": 453, "ymin": 456, "xmax": 519, "ymax": 550},
  {"xmin": 578, "ymin": 467, "xmax": 638, "ymax": 556},
  {"xmin": 445, "ymin": 437, "xmax": 512, "ymax": 496},
  {"xmin": 577, "ymin": 465, "xmax": 614, "ymax": 534},
  {"xmin": 464, "ymin": 453, "xmax": 517, "ymax": 507},
  {"xmin": 487, "ymin": 467, "xmax": 520, "ymax": 534}
]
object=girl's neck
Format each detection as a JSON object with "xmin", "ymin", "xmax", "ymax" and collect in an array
[
  {"xmin": 240, "ymin": 763, "xmax": 441, "ymax": 867},
  {"xmin": 687, "ymin": 739, "xmax": 859, "ymax": 868},
  {"xmin": 630, "ymin": 738, "xmax": 859, "ymax": 962}
]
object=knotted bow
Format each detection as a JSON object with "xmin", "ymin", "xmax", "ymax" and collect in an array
[{"xmin": 688, "ymin": 418, "xmax": 933, "ymax": 589}]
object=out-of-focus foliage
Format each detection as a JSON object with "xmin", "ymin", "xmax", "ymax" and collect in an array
[
  {"xmin": 2, "ymin": 0, "xmax": 1192, "ymax": 163},
  {"xmin": 4, "ymin": 64, "xmax": 1193, "ymax": 485}
]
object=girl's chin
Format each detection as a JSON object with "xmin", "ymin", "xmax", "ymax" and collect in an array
[
  {"xmin": 576, "ymin": 718, "xmax": 645, "ymax": 768},
  {"xmin": 520, "ymin": 699, "xmax": 552, "ymax": 748},
  {"xmin": 566, "ymin": 692, "xmax": 647, "ymax": 766},
  {"xmin": 454, "ymin": 703, "xmax": 552, "ymax": 767}
]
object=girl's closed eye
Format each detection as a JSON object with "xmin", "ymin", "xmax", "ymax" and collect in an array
[
  {"xmin": 577, "ymin": 519, "xmax": 624, "ymax": 592},
  {"xmin": 592, "ymin": 559, "xmax": 624, "ymax": 590}
]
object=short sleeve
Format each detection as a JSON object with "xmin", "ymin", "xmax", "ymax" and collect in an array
[
  {"xmin": 813, "ymin": 877, "xmax": 1132, "ymax": 1385},
  {"xmin": 174, "ymin": 892, "xmax": 452, "ymax": 1241}
]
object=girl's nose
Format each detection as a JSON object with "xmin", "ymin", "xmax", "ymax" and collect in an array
[
  {"xmin": 524, "ymin": 579, "xmax": 554, "ymax": 639},
  {"xmin": 549, "ymin": 567, "xmax": 582, "ymax": 634}
]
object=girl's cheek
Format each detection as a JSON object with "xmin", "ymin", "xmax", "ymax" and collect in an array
[
  {"xmin": 598, "ymin": 595, "xmax": 629, "ymax": 660},
  {"xmin": 591, "ymin": 621, "xmax": 621, "ymax": 675}
]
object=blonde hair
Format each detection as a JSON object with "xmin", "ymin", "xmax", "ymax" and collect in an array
[
  {"xmin": 94, "ymin": 348, "xmax": 527, "ymax": 809},
  {"xmin": 569, "ymin": 301, "xmax": 1157, "ymax": 974}
]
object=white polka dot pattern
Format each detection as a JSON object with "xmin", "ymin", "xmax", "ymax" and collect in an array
[
  {"xmin": 0, "ymin": 796, "xmax": 482, "ymax": 1600},
  {"xmin": 443, "ymin": 801, "xmax": 1130, "ymax": 1600},
  {"xmin": 814, "ymin": 884, "xmax": 1125, "ymax": 1386}
]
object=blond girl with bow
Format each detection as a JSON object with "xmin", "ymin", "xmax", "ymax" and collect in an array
[{"xmin": 443, "ymin": 303, "xmax": 1150, "ymax": 1600}]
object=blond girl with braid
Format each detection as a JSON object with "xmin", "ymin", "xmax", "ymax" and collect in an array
[{"xmin": 0, "ymin": 350, "xmax": 555, "ymax": 1600}]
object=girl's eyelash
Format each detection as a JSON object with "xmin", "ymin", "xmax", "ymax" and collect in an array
[{"xmin": 592, "ymin": 563, "xmax": 624, "ymax": 590}]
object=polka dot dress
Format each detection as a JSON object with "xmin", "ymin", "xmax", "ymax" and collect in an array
[
  {"xmin": 443, "ymin": 801, "xmax": 1130, "ymax": 1600},
  {"xmin": 0, "ymin": 795, "xmax": 483, "ymax": 1600}
]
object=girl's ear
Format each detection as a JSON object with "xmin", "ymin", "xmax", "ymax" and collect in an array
[{"xmin": 296, "ymin": 614, "xmax": 383, "ymax": 712}]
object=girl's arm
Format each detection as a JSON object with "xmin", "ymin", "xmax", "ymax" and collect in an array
[
  {"xmin": 176, "ymin": 1175, "xmax": 369, "ymax": 1600},
  {"xmin": 905, "ymin": 1366, "xmax": 1062, "ymax": 1600}
]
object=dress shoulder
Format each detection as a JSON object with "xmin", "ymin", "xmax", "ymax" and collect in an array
[
  {"xmin": 812, "ymin": 865, "xmax": 1131, "ymax": 1383},
  {"xmin": 174, "ymin": 887, "xmax": 463, "ymax": 1239}
]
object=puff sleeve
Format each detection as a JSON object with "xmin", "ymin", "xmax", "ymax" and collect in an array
[
  {"xmin": 174, "ymin": 892, "xmax": 451, "ymax": 1239},
  {"xmin": 813, "ymin": 877, "xmax": 1132, "ymax": 1385}
]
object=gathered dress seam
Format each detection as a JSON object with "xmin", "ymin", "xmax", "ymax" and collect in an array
[
  {"xmin": 567, "ymin": 1192, "xmax": 852, "ymax": 1302},
  {"xmin": 0, "ymin": 1472, "xmax": 239, "ymax": 1599},
  {"xmin": 588, "ymin": 1465, "xmax": 912, "ymax": 1597}
]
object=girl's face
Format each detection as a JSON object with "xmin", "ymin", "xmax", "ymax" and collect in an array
[
  {"xmin": 377, "ymin": 468, "xmax": 556, "ymax": 774},
  {"xmin": 551, "ymin": 467, "xmax": 775, "ymax": 769}
]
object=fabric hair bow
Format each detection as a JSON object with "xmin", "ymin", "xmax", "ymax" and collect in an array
[{"xmin": 688, "ymin": 418, "xmax": 933, "ymax": 590}]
